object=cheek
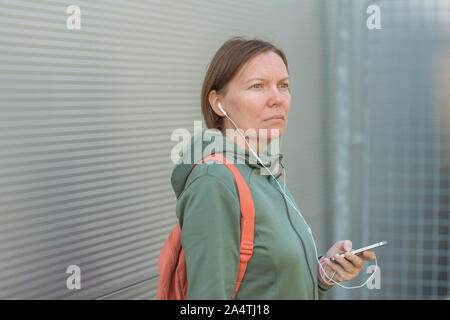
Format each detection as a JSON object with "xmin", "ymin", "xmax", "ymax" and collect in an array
[
  {"xmin": 284, "ymin": 95, "xmax": 291, "ymax": 114},
  {"xmin": 242, "ymin": 95, "xmax": 266, "ymax": 121}
]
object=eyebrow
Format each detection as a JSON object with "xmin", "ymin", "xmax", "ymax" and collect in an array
[{"xmin": 246, "ymin": 76, "xmax": 290, "ymax": 83}]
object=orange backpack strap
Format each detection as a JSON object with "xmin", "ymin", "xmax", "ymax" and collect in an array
[
  {"xmin": 276, "ymin": 169, "xmax": 285, "ymax": 181},
  {"xmin": 197, "ymin": 153, "xmax": 255, "ymax": 300}
]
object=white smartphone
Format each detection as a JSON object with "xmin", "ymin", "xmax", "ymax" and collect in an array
[{"xmin": 329, "ymin": 241, "xmax": 388, "ymax": 261}]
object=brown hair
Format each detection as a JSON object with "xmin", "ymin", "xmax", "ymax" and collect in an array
[{"xmin": 201, "ymin": 36, "xmax": 289, "ymax": 131}]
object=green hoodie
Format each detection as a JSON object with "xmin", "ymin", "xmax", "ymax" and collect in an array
[{"xmin": 170, "ymin": 129, "xmax": 333, "ymax": 299}]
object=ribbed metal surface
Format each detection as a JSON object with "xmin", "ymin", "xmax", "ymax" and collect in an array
[
  {"xmin": 99, "ymin": 277, "xmax": 158, "ymax": 300},
  {"xmin": 0, "ymin": 0, "xmax": 266, "ymax": 299}
]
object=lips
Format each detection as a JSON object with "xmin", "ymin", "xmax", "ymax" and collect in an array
[{"xmin": 265, "ymin": 114, "xmax": 285, "ymax": 121}]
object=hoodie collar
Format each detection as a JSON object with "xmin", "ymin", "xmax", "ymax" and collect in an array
[{"xmin": 171, "ymin": 129, "xmax": 284, "ymax": 198}]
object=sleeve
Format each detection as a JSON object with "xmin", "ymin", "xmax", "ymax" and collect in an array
[
  {"xmin": 177, "ymin": 174, "xmax": 241, "ymax": 299},
  {"xmin": 317, "ymin": 255, "xmax": 334, "ymax": 299}
]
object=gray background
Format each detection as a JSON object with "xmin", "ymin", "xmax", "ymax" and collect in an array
[{"xmin": 0, "ymin": 0, "xmax": 448, "ymax": 299}]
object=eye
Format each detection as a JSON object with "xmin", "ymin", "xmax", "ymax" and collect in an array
[
  {"xmin": 280, "ymin": 82, "xmax": 289, "ymax": 89},
  {"xmin": 251, "ymin": 83, "xmax": 262, "ymax": 89}
]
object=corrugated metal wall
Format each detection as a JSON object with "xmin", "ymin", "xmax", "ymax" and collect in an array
[{"xmin": 0, "ymin": 0, "xmax": 323, "ymax": 300}]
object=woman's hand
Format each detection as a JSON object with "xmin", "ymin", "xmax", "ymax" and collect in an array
[{"xmin": 319, "ymin": 240, "xmax": 376, "ymax": 285}]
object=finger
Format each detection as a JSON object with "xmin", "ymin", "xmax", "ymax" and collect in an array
[
  {"xmin": 325, "ymin": 257, "xmax": 351, "ymax": 280},
  {"xmin": 361, "ymin": 250, "xmax": 376, "ymax": 261},
  {"xmin": 334, "ymin": 240, "xmax": 352, "ymax": 253},
  {"xmin": 334, "ymin": 253, "xmax": 356, "ymax": 272},
  {"xmin": 319, "ymin": 263, "xmax": 337, "ymax": 283},
  {"xmin": 327, "ymin": 271, "xmax": 342, "ymax": 283},
  {"xmin": 321, "ymin": 260, "xmax": 342, "ymax": 283},
  {"xmin": 344, "ymin": 252, "xmax": 364, "ymax": 269},
  {"xmin": 325, "ymin": 264, "xmax": 345, "ymax": 283},
  {"xmin": 343, "ymin": 240, "xmax": 353, "ymax": 252}
]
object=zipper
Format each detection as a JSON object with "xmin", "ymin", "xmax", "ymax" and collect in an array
[{"xmin": 272, "ymin": 178, "xmax": 316, "ymax": 299}]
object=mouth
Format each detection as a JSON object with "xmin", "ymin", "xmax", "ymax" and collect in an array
[{"xmin": 264, "ymin": 114, "xmax": 285, "ymax": 121}]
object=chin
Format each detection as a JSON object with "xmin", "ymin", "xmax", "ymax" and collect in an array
[{"xmin": 258, "ymin": 125, "xmax": 285, "ymax": 140}]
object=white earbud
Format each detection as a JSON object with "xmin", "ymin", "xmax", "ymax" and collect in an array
[{"xmin": 218, "ymin": 102, "xmax": 227, "ymax": 116}]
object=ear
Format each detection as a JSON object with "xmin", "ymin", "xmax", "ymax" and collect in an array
[{"xmin": 208, "ymin": 90, "xmax": 226, "ymax": 117}]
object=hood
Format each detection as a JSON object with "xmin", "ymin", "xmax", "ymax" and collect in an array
[{"xmin": 170, "ymin": 128, "xmax": 284, "ymax": 198}]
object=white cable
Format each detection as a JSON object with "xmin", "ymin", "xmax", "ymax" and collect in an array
[
  {"xmin": 281, "ymin": 162, "xmax": 287, "ymax": 193},
  {"xmin": 314, "ymin": 237, "xmax": 379, "ymax": 289},
  {"xmin": 224, "ymin": 115, "xmax": 379, "ymax": 290}
]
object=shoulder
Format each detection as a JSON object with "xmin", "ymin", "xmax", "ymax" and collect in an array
[
  {"xmin": 183, "ymin": 162, "xmax": 239, "ymax": 196},
  {"xmin": 176, "ymin": 163, "xmax": 244, "ymax": 227}
]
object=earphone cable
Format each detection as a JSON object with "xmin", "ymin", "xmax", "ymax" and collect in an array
[{"xmin": 223, "ymin": 117, "xmax": 379, "ymax": 290}]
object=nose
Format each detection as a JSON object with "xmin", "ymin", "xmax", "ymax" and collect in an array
[{"xmin": 267, "ymin": 85, "xmax": 285, "ymax": 107}]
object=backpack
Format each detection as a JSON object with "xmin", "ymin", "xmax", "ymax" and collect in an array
[{"xmin": 156, "ymin": 153, "xmax": 255, "ymax": 300}]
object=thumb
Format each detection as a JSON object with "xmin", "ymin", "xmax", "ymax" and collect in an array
[{"xmin": 343, "ymin": 240, "xmax": 352, "ymax": 252}]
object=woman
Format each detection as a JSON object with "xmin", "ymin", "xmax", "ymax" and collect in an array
[{"xmin": 170, "ymin": 36, "xmax": 375, "ymax": 299}]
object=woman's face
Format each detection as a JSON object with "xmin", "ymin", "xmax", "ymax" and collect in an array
[{"xmin": 215, "ymin": 51, "xmax": 291, "ymax": 145}]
